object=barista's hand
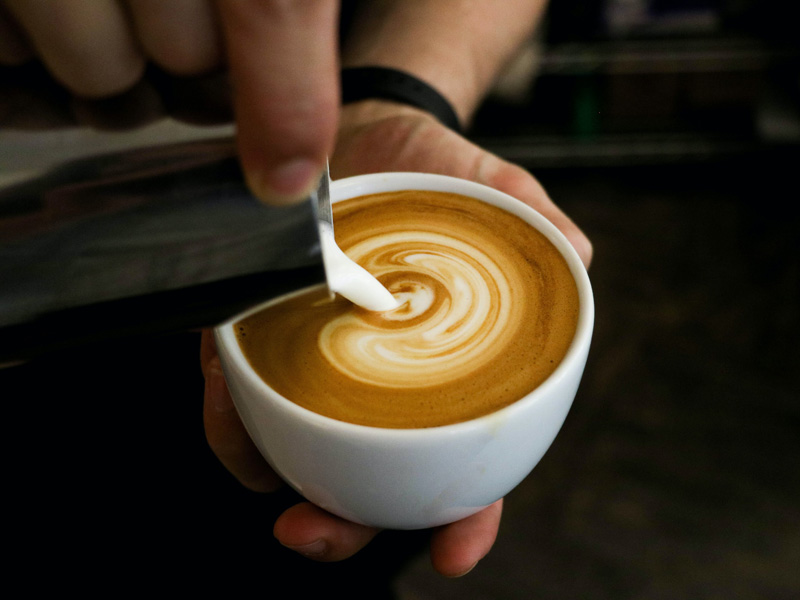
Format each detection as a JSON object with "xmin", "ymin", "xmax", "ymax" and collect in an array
[
  {"xmin": 332, "ymin": 100, "xmax": 593, "ymax": 268},
  {"xmin": 201, "ymin": 101, "xmax": 591, "ymax": 577},
  {"xmin": 0, "ymin": 0, "xmax": 337, "ymax": 204}
]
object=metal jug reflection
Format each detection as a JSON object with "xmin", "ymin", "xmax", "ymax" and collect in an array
[{"xmin": 0, "ymin": 121, "xmax": 324, "ymax": 363}]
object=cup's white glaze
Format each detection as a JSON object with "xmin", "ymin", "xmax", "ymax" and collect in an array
[{"xmin": 214, "ymin": 173, "xmax": 594, "ymax": 530}]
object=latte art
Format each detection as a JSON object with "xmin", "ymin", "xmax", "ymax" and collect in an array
[
  {"xmin": 319, "ymin": 232, "xmax": 513, "ymax": 388},
  {"xmin": 235, "ymin": 190, "xmax": 580, "ymax": 428}
]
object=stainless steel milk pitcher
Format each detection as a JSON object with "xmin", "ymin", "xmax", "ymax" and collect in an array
[{"xmin": 0, "ymin": 121, "xmax": 324, "ymax": 363}]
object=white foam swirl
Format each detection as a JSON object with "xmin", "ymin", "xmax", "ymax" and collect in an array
[{"xmin": 318, "ymin": 232, "xmax": 515, "ymax": 388}]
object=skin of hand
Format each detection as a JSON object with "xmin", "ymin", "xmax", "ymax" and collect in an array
[
  {"xmin": 200, "ymin": 100, "xmax": 593, "ymax": 578},
  {"xmin": 0, "ymin": 0, "xmax": 338, "ymax": 205}
]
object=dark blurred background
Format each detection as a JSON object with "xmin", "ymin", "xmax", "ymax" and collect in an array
[{"xmin": 3, "ymin": 0, "xmax": 798, "ymax": 597}]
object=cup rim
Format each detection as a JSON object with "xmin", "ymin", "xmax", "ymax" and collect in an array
[{"xmin": 215, "ymin": 172, "xmax": 594, "ymax": 439}]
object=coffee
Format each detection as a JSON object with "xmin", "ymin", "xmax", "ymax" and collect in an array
[{"xmin": 234, "ymin": 190, "xmax": 579, "ymax": 429}]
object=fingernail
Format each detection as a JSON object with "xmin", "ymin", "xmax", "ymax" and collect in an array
[
  {"xmin": 282, "ymin": 539, "xmax": 327, "ymax": 558},
  {"xmin": 208, "ymin": 365, "xmax": 234, "ymax": 413},
  {"xmin": 449, "ymin": 561, "xmax": 479, "ymax": 578},
  {"xmin": 249, "ymin": 158, "xmax": 320, "ymax": 205}
]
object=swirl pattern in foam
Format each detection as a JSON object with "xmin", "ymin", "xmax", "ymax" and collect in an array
[
  {"xmin": 319, "ymin": 230, "xmax": 514, "ymax": 388},
  {"xmin": 235, "ymin": 191, "xmax": 580, "ymax": 429}
]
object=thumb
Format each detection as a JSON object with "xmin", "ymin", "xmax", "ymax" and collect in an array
[{"xmin": 217, "ymin": 0, "xmax": 340, "ymax": 205}]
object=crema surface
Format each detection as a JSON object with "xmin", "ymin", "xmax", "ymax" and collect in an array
[{"xmin": 235, "ymin": 191, "xmax": 579, "ymax": 428}]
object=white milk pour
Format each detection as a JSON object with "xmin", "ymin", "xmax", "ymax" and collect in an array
[{"xmin": 314, "ymin": 165, "xmax": 399, "ymax": 312}]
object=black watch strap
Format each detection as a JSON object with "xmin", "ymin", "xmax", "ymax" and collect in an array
[{"xmin": 341, "ymin": 66, "xmax": 462, "ymax": 133}]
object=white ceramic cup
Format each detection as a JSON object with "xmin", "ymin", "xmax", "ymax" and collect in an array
[{"xmin": 214, "ymin": 172, "xmax": 594, "ymax": 530}]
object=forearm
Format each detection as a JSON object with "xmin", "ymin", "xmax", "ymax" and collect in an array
[{"xmin": 341, "ymin": 0, "xmax": 547, "ymax": 125}]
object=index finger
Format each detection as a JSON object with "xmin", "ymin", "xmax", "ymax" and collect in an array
[{"xmin": 217, "ymin": 0, "xmax": 340, "ymax": 205}]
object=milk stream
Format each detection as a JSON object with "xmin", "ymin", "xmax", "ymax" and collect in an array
[{"xmin": 319, "ymin": 233, "xmax": 400, "ymax": 312}]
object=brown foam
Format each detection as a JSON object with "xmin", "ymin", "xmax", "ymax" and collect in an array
[{"xmin": 235, "ymin": 191, "xmax": 579, "ymax": 428}]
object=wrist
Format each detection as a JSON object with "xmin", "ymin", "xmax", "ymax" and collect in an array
[
  {"xmin": 341, "ymin": 1, "xmax": 547, "ymax": 126},
  {"xmin": 334, "ymin": 99, "xmax": 445, "ymax": 179},
  {"xmin": 339, "ymin": 98, "xmax": 435, "ymax": 130},
  {"xmin": 341, "ymin": 57, "xmax": 477, "ymax": 129},
  {"xmin": 340, "ymin": 66, "xmax": 462, "ymax": 133}
]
